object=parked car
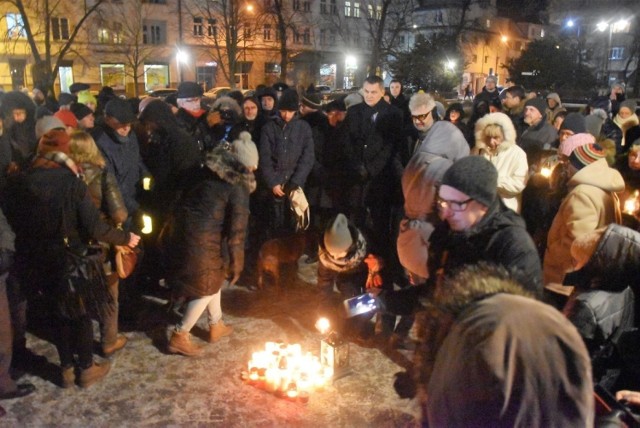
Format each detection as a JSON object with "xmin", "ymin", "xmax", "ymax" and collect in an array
[
  {"xmin": 143, "ymin": 88, "xmax": 178, "ymax": 100},
  {"xmin": 315, "ymin": 85, "xmax": 332, "ymax": 94},
  {"xmin": 203, "ymin": 86, "xmax": 232, "ymax": 100}
]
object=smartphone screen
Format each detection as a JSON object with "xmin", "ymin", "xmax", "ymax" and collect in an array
[{"xmin": 343, "ymin": 293, "xmax": 379, "ymax": 317}]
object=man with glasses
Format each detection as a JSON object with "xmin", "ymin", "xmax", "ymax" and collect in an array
[{"xmin": 428, "ymin": 156, "xmax": 542, "ymax": 296}]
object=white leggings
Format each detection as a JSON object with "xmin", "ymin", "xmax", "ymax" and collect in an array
[{"xmin": 176, "ymin": 291, "xmax": 222, "ymax": 333}]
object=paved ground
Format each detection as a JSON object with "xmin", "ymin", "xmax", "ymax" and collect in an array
[{"xmin": 1, "ymin": 257, "xmax": 421, "ymax": 427}]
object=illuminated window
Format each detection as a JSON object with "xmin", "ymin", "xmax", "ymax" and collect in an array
[{"xmin": 6, "ymin": 13, "xmax": 25, "ymax": 39}]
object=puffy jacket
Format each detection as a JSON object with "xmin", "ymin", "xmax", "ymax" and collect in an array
[
  {"xmin": 544, "ymin": 158, "xmax": 624, "ymax": 286},
  {"xmin": 258, "ymin": 115, "xmax": 314, "ymax": 190},
  {"xmin": 167, "ymin": 148, "xmax": 254, "ymax": 298}
]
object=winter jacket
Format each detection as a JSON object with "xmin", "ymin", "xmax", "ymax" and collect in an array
[
  {"xmin": 427, "ymin": 293, "xmax": 593, "ymax": 427},
  {"xmin": 518, "ymin": 118, "xmax": 558, "ymax": 169},
  {"xmin": 339, "ymin": 99, "xmax": 403, "ymax": 203},
  {"xmin": 79, "ymin": 162, "xmax": 128, "ymax": 225},
  {"xmin": 4, "ymin": 156, "xmax": 130, "ymax": 301},
  {"xmin": 95, "ymin": 126, "xmax": 149, "ymax": 217},
  {"xmin": 167, "ymin": 148, "xmax": 254, "ymax": 298},
  {"xmin": 258, "ymin": 115, "xmax": 314, "ymax": 190},
  {"xmin": 473, "ymin": 87, "xmax": 500, "ymax": 108},
  {"xmin": 175, "ymin": 108, "xmax": 215, "ymax": 153},
  {"xmin": 544, "ymin": 158, "xmax": 624, "ymax": 286},
  {"xmin": 474, "ymin": 112, "xmax": 529, "ymax": 213},
  {"xmin": 300, "ymin": 110, "xmax": 331, "ymax": 207},
  {"xmin": 428, "ymin": 198, "xmax": 543, "ymax": 296}
]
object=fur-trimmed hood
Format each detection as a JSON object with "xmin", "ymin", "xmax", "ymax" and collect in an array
[
  {"xmin": 212, "ymin": 96, "xmax": 242, "ymax": 117},
  {"xmin": 474, "ymin": 112, "xmax": 517, "ymax": 154},
  {"xmin": 204, "ymin": 147, "xmax": 256, "ymax": 193}
]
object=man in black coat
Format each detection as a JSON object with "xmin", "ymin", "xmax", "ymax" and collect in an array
[
  {"xmin": 428, "ymin": 156, "xmax": 543, "ymax": 296},
  {"xmin": 338, "ymin": 75, "xmax": 403, "ymax": 259}
]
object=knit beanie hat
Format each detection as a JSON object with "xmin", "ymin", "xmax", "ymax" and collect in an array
[
  {"xmin": 619, "ymin": 99, "xmax": 637, "ymax": 114},
  {"xmin": 301, "ymin": 92, "xmax": 322, "ymax": 109},
  {"xmin": 524, "ymin": 97, "xmax": 547, "ymax": 116},
  {"xmin": 105, "ymin": 98, "xmax": 136, "ymax": 124},
  {"xmin": 560, "ymin": 112, "xmax": 587, "ymax": 134},
  {"xmin": 58, "ymin": 92, "xmax": 76, "ymax": 106},
  {"xmin": 37, "ymin": 129, "xmax": 71, "ymax": 155},
  {"xmin": 441, "ymin": 156, "xmax": 498, "ymax": 207},
  {"xmin": 35, "ymin": 115, "xmax": 65, "ymax": 140},
  {"xmin": 585, "ymin": 112, "xmax": 606, "ymax": 138},
  {"xmin": 569, "ymin": 143, "xmax": 606, "ymax": 170},
  {"xmin": 177, "ymin": 81, "xmax": 203, "ymax": 99},
  {"xmin": 70, "ymin": 103, "xmax": 93, "ymax": 121},
  {"xmin": 77, "ymin": 90, "xmax": 96, "ymax": 106},
  {"xmin": 278, "ymin": 89, "xmax": 299, "ymax": 111},
  {"xmin": 230, "ymin": 131, "xmax": 259, "ymax": 170},
  {"xmin": 54, "ymin": 109, "xmax": 78, "ymax": 129},
  {"xmin": 256, "ymin": 87, "xmax": 277, "ymax": 102},
  {"xmin": 485, "ymin": 75, "xmax": 497, "ymax": 84},
  {"xmin": 324, "ymin": 214, "xmax": 353, "ymax": 256},
  {"xmin": 559, "ymin": 133, "xmax": 595, "ymax": 157}
]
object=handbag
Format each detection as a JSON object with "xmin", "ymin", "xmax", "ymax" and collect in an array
[
  {"xmin": 58, "ymin": 196, "xmax": 113, "ymax": 321},
  {"xmin": 115, "ymin": 245, "xmax": 139, "ymax": 279}
]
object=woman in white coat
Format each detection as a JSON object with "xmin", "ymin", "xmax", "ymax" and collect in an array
[{"xmin": 473, "ymin": 112, "xmax": 529, "ymax": 212}]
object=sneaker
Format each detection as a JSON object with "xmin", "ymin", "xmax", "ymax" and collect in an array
[{"xmin": 79, "ymin": 361, "xmax": 111, "ymax": 388}]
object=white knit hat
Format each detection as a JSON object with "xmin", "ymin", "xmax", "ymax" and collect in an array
[
  {"xmin": 324, "ymin": 214, "xmax": 352, "ymax": 256},
  {"xmin": 230, "ymin": 131, "xmax": 258, "ymax": 170}
]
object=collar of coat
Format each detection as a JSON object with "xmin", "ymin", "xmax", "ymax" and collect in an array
[{"xmin": 204, "ymin": 147, "xmax": 256, "ymax": 193}]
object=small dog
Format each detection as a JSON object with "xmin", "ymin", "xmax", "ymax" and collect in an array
[{"xmin": 257, "ymin": 231, "xmax": 316, "ymax": 289}]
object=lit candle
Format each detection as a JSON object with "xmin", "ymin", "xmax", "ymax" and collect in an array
[
  {"xmin": 141, "ymin": 214, "xmax": 153, "ymax": 234},
  {"xmin": 286, "ymin": 382, "xmax": 298, "ymax": 400},
  {"xmin": 299, "ymin": 391, "xmax": 310, "ymax": 403},
  {"xmin": 540, "ymin": 166, "xmax": 552, "ymax": 178},
  {"xmin": 142, "ymin": 177, "xmax": 151, "ymax": 190}
]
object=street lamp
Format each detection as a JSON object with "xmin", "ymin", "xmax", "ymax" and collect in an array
[
  {"xmin": 597, "ymin": 19, "xmax": 628, "ymax": 85},
  {"xmin": 176, "ymin": 49, "xmax": 189, "ymax": 83}
]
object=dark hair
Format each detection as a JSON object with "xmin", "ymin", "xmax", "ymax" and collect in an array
[
  {"xmin": 365, "ymin": 75, "xmax": 384, "ymax": 87},
  {"xmin": 138, "ymin": 99, "xmax": 179, "ymax": 132},
  {"xmin": 390, "ymin": 79, "xmax": 402, "ymax": 89},
  {"xmin": 444, "ymin": 103, "xmax": 465, "ymax": 121},
  {"xmin": 505, "ymin": 85, "xmax": 525, "ymax": 100}
]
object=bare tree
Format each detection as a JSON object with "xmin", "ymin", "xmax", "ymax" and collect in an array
[
  {"xmin": 0, "ymin": 0, "xmax": 106, "ymax": 95},
  {"xmin": 187, "ymin": 0, "xmax": 257, "ymax": 89},
  {"xmin": 98, "ymin": 0, "xmax": 159, "ymax": 97}
]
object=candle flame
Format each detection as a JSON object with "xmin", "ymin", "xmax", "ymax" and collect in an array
[
  {"xmin": 540, "ymin": 166, "xmax": 552, "ymax": 178},
  {"xmin": 315, "ymin": 318, "xmax": 330, "ymax": 335},
  {"xmin": 141, "ymin": 214, "xmax": 153, "ymax": 234}
]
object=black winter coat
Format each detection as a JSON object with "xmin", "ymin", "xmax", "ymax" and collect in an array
[
  {"xmin": 428, "ymin": 198, "xmax": 543, "ymax": 296},
  {"xmin": 175, "ymin": 108, "xmax": 215, "ymax": 153},
  {"xmin": 167, "ymin": 148, "xmax": 254, "ymax": 298},
  {"xmin": 258, "ymin": 115, "xmax": 314, "ymax": 190},
  {"xmin": 4, "ymin": 163, "xmax": 130, "ymax": 299}
]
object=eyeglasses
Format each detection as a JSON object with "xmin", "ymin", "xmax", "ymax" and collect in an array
[
  {"xmin": 411, "ymin": 112, "xmax": 431, "ymax": 122},
  {"xmin": 436, "ymin": 196, "xmax": 473, "ymax": 212}
]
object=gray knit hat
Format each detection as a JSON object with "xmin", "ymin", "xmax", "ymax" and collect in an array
[
  {"xmin": 524, "ymin": 97, "xmax": 547, "ymax": 116},
  {"xmin": 324, "ymin": 214, "xmax": 353, "ymax": 256},
  {"xmin": 35, "ymin": 115, "xmax": 65, "ymax": 140},
  {"xmin": 619, "ymin": 99, "xmax": 637, "ymax": 114},
  {"xmin": 441, "ymin": 156, "xmax": 498, "ymax": 207},
  {"xmin": 230, "ymin": 131, "xmax": 259, "ymax": 170}
]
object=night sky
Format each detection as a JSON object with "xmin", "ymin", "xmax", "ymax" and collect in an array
[{"xmin": 497, "ymin": 0, "xmax": 549, "ymax": 23}]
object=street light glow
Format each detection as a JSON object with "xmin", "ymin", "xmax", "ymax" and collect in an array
[
  {"xmin": 246, "ymin": 4, "xmax": 254, "ymax": 12},
  {"xmin": 446, "ymin": 60, "xmax": 455, "ymax": 70},
  {"xmin": 501, "ymin": 35, "xmax": 508, "ymax": 43},
  {"xmin": 597, "ymin": 21, "xmax": 608, "ymax": 32},
  {"xmin": 176, "ymin": 49, "xmax": 189, "ymax": 64},
  {"xmin": 345, "ymin": 55, "xmax": 357, "ymax": 69},
  {"xmin": 613, "ymin": 19, "xmax": 628, "ymax": 31},
  {"xmin": 566, "ymin": 19, "xmax": 574, "ymax": 28}
]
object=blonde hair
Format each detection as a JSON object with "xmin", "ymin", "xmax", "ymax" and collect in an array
[
  {"xmin": 482, "ymin": 123, "xmax": 504, "ymax": 140},
  {"xmin": 69, "ymin": 130, "xmax": 106, "ymax": 168}
]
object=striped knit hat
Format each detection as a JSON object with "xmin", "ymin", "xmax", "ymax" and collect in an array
[{"xmin": 569, "ymin": 143, "xmax": 606, "ymax": 170}]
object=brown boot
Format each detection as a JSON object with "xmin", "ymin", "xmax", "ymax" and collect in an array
[
  {"xmin": 79, "ymin": 361, "xmax": 111, "ymax": 388},
  {"xmin": 168, "ymin": 331, "xmax": 203, "ymax": 357},
  {"xmin": 209, "ymin": 321, "xmax": 233, "ymax": 343},
  {"xmin": 61, "ymin": 366, "xmax": 76, "ymax": 388},
  {"xmin": 103, "ymin": 335, "xmax": 128, "ymax": 357}
]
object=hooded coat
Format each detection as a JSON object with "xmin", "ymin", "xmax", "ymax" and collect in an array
[
  {"xmin": 474, "ymin": 112, "xmax": 529, "ymax": 213},
  {"xmin": 0, "ymin": 91, "xmax": 37, "ymax": 171},
  {"xmin": 428, "ymin": 198, "xmax": 542, "ymax": 296},
  {"xmin": 167, "ymin": 148, "xmax": 255, "ymax": 298},
  {"xmin": 427, "ymin": 293, "xmax": 594, "ymax": 427},
  {"xmin": 544, "ymin": 158, "xmax": 625, "ymax": 287}
]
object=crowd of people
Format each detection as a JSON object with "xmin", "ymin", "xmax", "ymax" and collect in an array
[{"xmin": 0, "ymin": 74, "xmax": 639, "ymax": 425}]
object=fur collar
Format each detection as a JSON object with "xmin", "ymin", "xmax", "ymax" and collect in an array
[
  {"xmin": 474, "ymin": 112, "xmax": 517, "ymax": 154},
  {"xmin": 204, "ymin": 147, "xmax": 256, "ymax": 193}
]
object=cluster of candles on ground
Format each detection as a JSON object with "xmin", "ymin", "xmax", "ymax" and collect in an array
[{"xmin": 241, "ymin": 318, "xmax": 337, "ymax": 403}]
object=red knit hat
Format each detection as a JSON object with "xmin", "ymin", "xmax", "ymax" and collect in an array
[
  {"xmin": 38, "ymin": 129, "xmax": 71, "ymax": 155},
  {"xmin": 54, "ymin": 109, "xmax": 78, "ymax": 129},
  {"xmin": 569, "ymin": 143, "xmax": 606, "ymax": 170}
]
